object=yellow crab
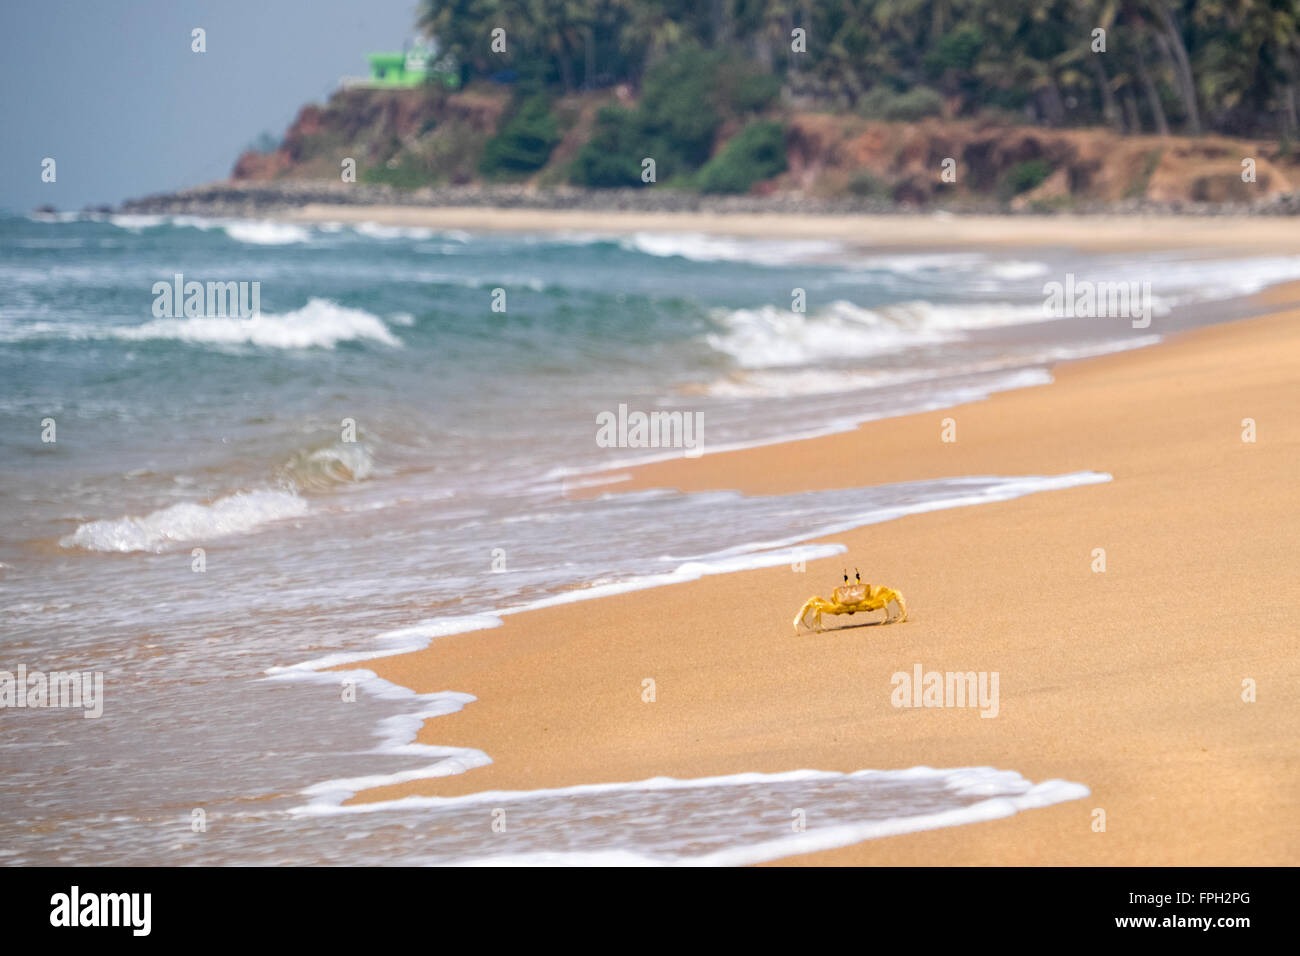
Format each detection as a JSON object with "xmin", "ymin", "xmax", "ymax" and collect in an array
[{"xmin": 794, "ymin": 569, "xmax": 908, "ymax": 633}]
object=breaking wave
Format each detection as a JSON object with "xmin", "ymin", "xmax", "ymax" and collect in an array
[
  {"xmin": 113, "ymin": 298, "xmax": 401, "ymax": 349},
  {"xmin": 60, "ymin": 489, "xmax": 309, "ymax": 553},
  {"xmin": 705, "ymin": 300, "xmax": 960, "ymax": 368},
  {"xmin": 219, "ymin": 220, "xmax": 313, "ymax": 245},
  {"xmin": 619, "ymin": 232, "xmax": 845, "ymax": 265},
  {"xmin": 277, "ymin": 442, "xmax": 376, "ymax": 491},
  {"xmin": 701, "ymin": 296, "xmax": 1154, "ymax": 369}
]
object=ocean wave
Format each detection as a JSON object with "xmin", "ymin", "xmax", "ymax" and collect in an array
[
  {"xmin": 705, "ymin": 300, "xmax": 959, "ymax": 368},
  {"xmin": 27, "ymin": 210, "xmax": 90, "ymax": 224},
  {"xmin": 704, "ymin": 366, "xmax": 960, "ymax": 398},
  {"xmin": 107, "ymin": 214, "xmax": 168, "ymax": 231},
  {"xmin": 112, "ymin": 298, "xmax": 401, "ymax": 349},
  {"xmin": 987, "ymin": 259, "xmax": 1052, "ymax": 280},
  {"xmin": 60, "ymin": 489, "xmax": 308, "ymax": 553},
  {"xmin": 220, "ymin": 220, "xmax": 313, "ymax": 245},
  {"xmin": 278, "ymin": 441, "xmax": 376, "ymax": 491},
  {"xmin": 351, "ymin": 222, "xmax": 437, "ymax": 241},
  {"xmin": 100, "ymin": 213, "xmax": 313, "ymax": 244},
  {"xmin": 702, "ymin": 335, "xmax": 1163, "ymax": 398},
  {"xmin": 703, "ymin": 295, "xmax": 1159, "ymax": 369},
  {"xmin": 285, "ymin": 759, "xmax": 1088, "ymax": 868},
  {"xmin": 620, "ymin": 232, "xmax": 844, "ymax": 265}
]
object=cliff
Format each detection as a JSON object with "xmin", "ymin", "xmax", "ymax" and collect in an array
[{"xmin": 226, "ymin": 85, "xmax": 1299, "ymax": 211}]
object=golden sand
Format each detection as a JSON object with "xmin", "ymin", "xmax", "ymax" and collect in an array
[{"xmin": 334, "ymin": 281, "xmax": 1300, "ymax": 865}]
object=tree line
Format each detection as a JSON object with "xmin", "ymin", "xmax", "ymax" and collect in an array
[{"xmin": 419, "ymin": 0, "xmax": 1300, "ymax": 138}]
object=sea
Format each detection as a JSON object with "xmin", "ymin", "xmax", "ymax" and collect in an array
[{"xmin": 2, "ymin": 211, "xmax": 1296, "ymax": 864}]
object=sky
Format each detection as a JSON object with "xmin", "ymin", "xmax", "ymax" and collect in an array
[{"xmin": 0, "ymin": 0, "xmax": 420, "ymax": 213}]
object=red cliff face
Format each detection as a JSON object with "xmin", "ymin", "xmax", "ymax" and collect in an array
[
  {"xmin": 231, "ymin": 89, "xmax": 508, "ymax": 184},
  {"xmin": 777, "ymin": 114, "xmax": 1296, "ymax": 206},
  {"xmin": 230, "ymin": 85, "xmax": 1297, "ymax": 206}
]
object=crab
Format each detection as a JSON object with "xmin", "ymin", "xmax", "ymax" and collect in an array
[{"xmin": 793, "ymin": 569, "xmax": 908, "ymax": 633}]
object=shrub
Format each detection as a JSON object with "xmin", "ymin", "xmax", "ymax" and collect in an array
[
  {"xmin": 638, "ymin": 47, "xmax": 726, "ymax": 173},
  {"xmin": 479, "ymin": 95, "xmax": 561, "ymax": 178},
  {"xmin": 721, "ymin": 60, "xmax": 782, "ymax": 114},
  {"xmin": 925, "ymin": 27, "xmax": 984, "ymax": 75},
  {"xmin": 847, "ymin": 169, "xmax": 889, "ymax": 198},
  {"xmin": 998, "ymin": 159, "xmax": 1052, "ymax": 201},
  {"xmin": 570, "ymin": 106, "xmax": 649, "ymax": 187},
  {"xmin": 858, "ymin": 86, "xmax": 945, "ymax": 121},
  {"xmin": 362, "ymin": 155, "xmax": 434, "ymax": 190},
  {"xmin": 570, "ymin": 46, "xmax": 783, "ymax": 189},
  {"xmin": 698, "ymin": 121, "xmax": 788, "ymax": 194}
]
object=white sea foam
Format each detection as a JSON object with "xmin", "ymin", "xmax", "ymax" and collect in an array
[
  {"xmin": 60, "ymin": 489, "xmax": 309, "ymax": 553},
  {"xmin": 988, "ymin": 259, "xmax": 1052, "ymax": 280},
  {"xmin": 113, "ymin": 298, "xmax": 401, "ymax": 349},
  {"xmin": 704, "ymin": 366, "xmax": 955, "ymax": 399},
  {"xmin": 267, "ymin": 615, "xmax": 504, "ymax": 675},
  {"xmin": 851, "ymin": 252, "xmax": 989, "ymax": 273},
  {"xmin": 707, "ymin": 295, "xmax": 1164, "ymax": 370},
  {"xmin": 706, "ymin": 300, "xmax": 959, "ymax": 368},
  {"xmin": 351, "ymin": 222, "xmax": 437, "ymax": 241},
  {"xmin": 703, "ymin": 335, "xmax": 1162, "ymax": 398},
  {"xmin": 265, "ymin": 615, "xmax": 505, "ymax": 812},
  {"xmin": 27, "ymin": 210, "xmax": 87, "ymax": 224},
  {"xmin": 462, "ymin": 772, "xmax": 1090, "ymax": 866},
  {"xmin": 290, "ymin": 764, "xmax": 1088, "ymax": 867},
  {"xmin": 107, "ymin": 214, "xmax": 167, "ymax": 231},
  {"xmin": 274, "ymin": 472, "xmax": 1108, "ymax": 818},
  {"xmin": 220, "ymin": 220, "xmax": 313, "ymax": 245},
  {"xmin": 620, "ymin": 232, "xmax": 844, "ymax": 265}
]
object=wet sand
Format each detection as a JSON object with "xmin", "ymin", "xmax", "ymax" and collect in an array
[{"xmin": 335, "ymin": 283, "xmax": 1300, "ymax": 865}]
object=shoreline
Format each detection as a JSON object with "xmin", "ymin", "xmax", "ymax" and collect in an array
[
  {"xmin": 322, "ymin": 281, "xmax": 1300, "ymax": 865},
  {"xmin": 240, "ymin": 200, "xmax": 1300, "ymax": 252},
  {"xmin": 92, "ymin": 179, "xmax": 1300, "ymax": 252},
  {"xmin": 285, "ymin": 204, "xmax": 1300, "ymax": 252}
]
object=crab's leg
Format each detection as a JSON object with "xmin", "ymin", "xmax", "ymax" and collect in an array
[
  {"xmin": 892, "ymin": 589, "xmax": 907, "ymax": 622},
  {"xmin": 879, "ymin": 588, "xmax": 907, "ymax": 623},
  {"xmin": 794, "ymin": 597, "xmax": 835, "ymax": 633},
  {"xmin": 793, "ymin": 597, "xmax": 818, "ymax": 633}
]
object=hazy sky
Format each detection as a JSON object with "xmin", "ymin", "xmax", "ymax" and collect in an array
[{"xmin": 0, "ymin": 0, "xmax": 419, "ymax": 213}]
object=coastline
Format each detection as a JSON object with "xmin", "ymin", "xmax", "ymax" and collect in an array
[
  {"xmin": 289, "ymin": 203, "xmax": 1300, "ymax": 252},
  {"xmin": 330, "ymin": 281, "xmax": 1300, "ymax": 865},
  {"xmin": 105, "ymin": 179, "xmax": 1300, "ymax": 252}
]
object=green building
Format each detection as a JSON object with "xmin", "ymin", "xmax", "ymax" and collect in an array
[{"xmin": 364, "ymin": 40, "xmax": 459, "ymax": 89}]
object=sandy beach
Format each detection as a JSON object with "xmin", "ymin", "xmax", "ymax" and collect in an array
[
  {"xmin": 337, "ymin": 279, "xmax": 1300, "ymax": 865},
  {"xmin": 290, "ymin": 203, "xmax": 1300, "ymax": 253},
  {"xmin": 16, "ymin": 0, "xmax": 1300, "ymax": 892}
]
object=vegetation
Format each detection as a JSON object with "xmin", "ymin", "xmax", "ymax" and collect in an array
[
  {"xmin": 846, "ymin": 169, "xmax": 890, "ymax": 198},
  {"xmin": 569, "ymin": 46, "xmax": 780, "ymax": 187},
  {"xmin": 998, "ymin": 159, "xmax": 1054, "ymax": 201},
  {"xmin": 697, "ymin": 120, "xmax": 788, "ymax": 193},
  {"xmin": 569, "ymin": 106, "xmax": 647, "ymax": 186},
  {"xmin": 420, "ymin": 0, "xmax": 1300, "ymax": 139},
  {"xmin": 479, "ymin": 94, "xmax": 562, "ymax": 178},
  {"xmin": 242, "ymin": 4, "xmax": 1300, "ymax": 201},
  {"xmin": 857, "ymin": 85, "xmax": 944, "ymax": 121}
]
